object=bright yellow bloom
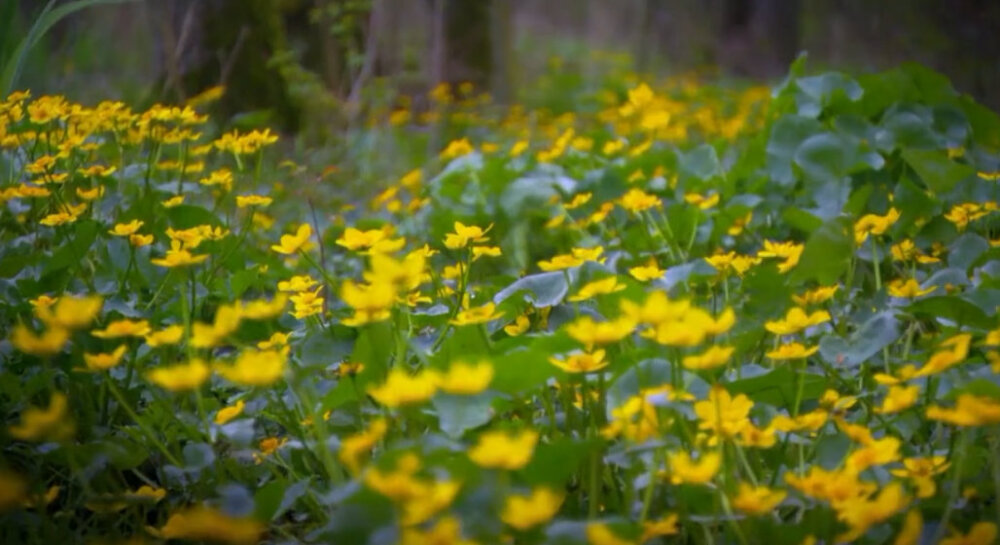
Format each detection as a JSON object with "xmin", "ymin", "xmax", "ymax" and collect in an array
[
  {"xmin": 109, "ymin": 220, "xmax": 143, "ymax": 236},
  {"xmin": 278, "ymin": 275, "xmax": 317, "ymax": 292},
  {"xmin": 271, "ymin": 223, "xmax": 312, "ymax": 255},
  {"xmin": 290, "ymin": 287, "xmax": 324, "ymax": 319},
  {"xmin": 684, "ymin": 192, "xmax": 720, "ymax": 210},
  {"xmin": 339, "ymin": 418, "xmax": 388, "ymax": 475},
  {"xmin": 468, "ymin": 429, "xmax": 539, "ymax": 470},
  {"xmin": 145, "ymin": 324, "xmax": 184, "ymax": 347},
  {"xmin": 336, "ymin": 227, "xmax": 404, "ymax": 253},
  {"xmin": 538, "ymin": 253, "xmax": 583, "ymax": 271},
  {"xmin": 835, "ymin": 482, "xmax": 909, "ymax": 543},
  {"xmin": 214, "ymin": 400, "xmax": 246, "ymax": 425},
  {"xmin": 887, "ymin": 278, "xmax": 935, "ymax": 298},
  {"xmin": 500, "ymin": 487, "xmax": 564, "ymax": 530},
  {"xmin": 731, "ymin": 482, "xmax": 786, "ymax": 515},
  {"xmin": 682, "ymin": 345, "xmax": 734, "ymax": 371},
  {"xmin": 367, "ymin": 368, "xmax": 439, "ymax": 407},
  {"xmin": 927, "ymin": 394, "xmax": 1000, "ymax": 426},
  {"xmin": 766, "ymin": 342, "xmax": 819, "ymax": 360},
  {"xmin": 341, "ymin": 280, "xmax": 395, "ymax": 326},
  {"xmin": 504, "ymin": 315, "xmax": 530, "ymax": 336},
  {"xmin": 130, "ymin": 233, "xmax": 154, "ymax": 247},
  {"xmin": 854, "ymin": 208, "xmax": 900, "ymax": 244},
  {"xmin": 791, "ymin": 285, "xmax": 838, "ymax": 306},
  {"xmin": 444, "ymin": 221, "xmax": 491, "ymax": 250},
  {"xmin": 471, "ymin": 245, "xmax": 502, "ymax": 260},
  {"xmin": 845, "ymin": 436, "xmax": 901, "ymax": 473},
  {"xmin": 83, "ymin": 345, "xmax": 127, "ymax": 371},
  {"xmin": 694, "ymin": 386, "xmax": 753, "ymax": 437},
  {"xmin": 757, "ymin": 240, "xmax": 804, "ymax": 273},
  {"xmin": 156, "ymin": 506, "xmax": 264, "ymax": 545},
  {"xmin": 667, "ymin": 451, "xmax": 721, "ymax": 485},
  {"xmin": 151, "ymin": 240, "xmax": 208, "ymax": 268},
  {"xmin": 162, "ymin": 195, "xmax": 185, "ymax": 207},
  {"xmin": 440, "ymin": 138, "xmax": 474, "ymax": 159},
  {"xmin": 914, "ymin": 333, "xmax": 972, "ymax": 377},
  {"xmin": 566, "ymin": 315, "xmax": 636, "ymax": 350},
  {"xmin": 235, "ymin": 194, "xmax": 273, "ymax": 208},
  {"xmin": 568, "ymin": 276, "xmax": 627, "ymax": 302},
  {"xmin": 240, "ymin": 294, "xmax": 288, "ymax": 320},
  {"xmin": 549, "ymin": 349, "xmax": 608, "ymax": 373},
  {"xmin": 619, "ymin": 188, "xmax": 660, "ymax": 213},
  {"xmin": 10, "ymin": 325, "xmax": 69, "ymax": 357},
  {"xmin": 876, "ymin": 384, "xmax": 920, "ymax": 414},
  {"xmin": 450, "ymin": 302, "xmax": 504, "ymax": 326},
  {"xmin": 764, "ymin": 307, "xmax": 831, "ymax": 335},
  {"xmin": 8, "ymin": 392, "xmax": 74, "ymax": 442},
  {"xmin": 628, "ymin": 260, "xmax": 665, "ymax": 281},
  {"xmin": 215, "ymin": 349, "xmax": 286, "ymax": 386},
  {"xmin": 436, "ymin": 361, "xmax": 493, "ymax": 395},
  {"xmin": 939, "ymin": 522, "xmax": 998, "ymax": 545},
  {"xmin": 147, "ymin": 359, "xmax": 211, "ymax": 392},
  {"xmin": 894, "ymin": 510, "xmax": 923, "ymax": 545},
  {"xmin": 36, "ymin": 294, "xmax": 103, "ymax": 330},
  {"xmin": 890, "ymin": 456, "xmax": 949, "ymax": 498},
  {"xmin": 91, "ymin": 319, "xmax": 151, "ymax": 339},
  {"xmin": 640, "ymin": 514, "xmax": 679, "ymax": 542},
  {"xmin": 586, "ymin": 523, "xmax": 634, "ymax": 545}
]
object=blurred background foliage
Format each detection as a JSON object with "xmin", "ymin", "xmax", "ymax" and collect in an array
[{"xmin": 5, "ymin": 0, "xmax": 998, "ymax": 145}]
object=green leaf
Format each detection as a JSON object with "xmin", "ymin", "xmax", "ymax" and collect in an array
[
  {"xmin": 906, "ymin": 296, "xmax": 993, "ymax": 329},
  {"xmin": 43, "ymin": 220, "xmax": 99, "ymax": 275},
  {"xmin": 167, "ymin": 204, "xmax": 221, "ymax": 229},
  {"xmin": 790, "ymin": 216, "xmax": 854, "ymax": 285},
  {"xmin": 521, "ymin": 437, "xmax": 596, "ymax": 486},
  {"xmin": 766, "ymin": 115, "xmax": 823, "ymax": 186},
  {"xmin": 819, "ymin": 312, "xmax": 900, "ymax": 368},
  {"xmin": 948, "ymin": 233, "xmax": 989, "ymax": 272},
  {"xmin": 493, "ymin": 271, "xmax": 568, "ymax": 308},
  {"xmin": 678, "ymin": 143, "xmax": 721, "ymax": 181},
  {"xmin": 727, "ymin": 366, "xmax": 827, "ymax": 409},
  {"xmin": 433, "ymin": 393, "xmax": 494, "ymax": 437},
  {"xmin": 781, "ymin": 207, "xmax": 823, "ymax": 234},
  {"xmin": 901, "ymin": 149, "xmax": 974, "ymax": 194},
  {"xmin": 794, "ymin": 132, "xmax": 853, "ymax": 185}
]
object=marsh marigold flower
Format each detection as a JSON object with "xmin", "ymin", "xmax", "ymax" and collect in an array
[
  {"xmin": 694, "ymin": 386, "xmax": 753, "ymax": 438},
  {"xmin": 8, "ymin": 392, "xmax": 74, "ymax": 442},
  {"xmin": 444, "ymin": 221, "xmax": 491, "ymax": 250},
  {"xmin": 271, "ymin": 223, "xmax": 312, "ymax": 255},
  {"xmin": 155, "ymin": 506, "xmax": 263, "ymax": 545},
  {"xmin": 500, "ymin": 487, "xmax": 564, "ymax": 530},
  {"xmin": 450, "ymin": 302, "xmax": 503, "ymax": 326},
  {"xmin": 147, "ymin": 359, "xmax": 211, "ymax": 392},
  {"xmin": 731, "ymin": 482, "xmax": 786, "ymax": 515},
  {"xmin": 215, "ymin": 349, "xmax": 286, "ymax": 386},
  {"xmin": 367, "ymin": 368, "xmax": 438, "ymax": 407},
  {"xmin": 468, "ymin": 429, "xmax": 538, "ymax": 470},
  {"xmin": 83, "ymin": 345, "xmax": 127, "ymax": 371},
  {"xmin": 549, "ymin": 349, "xmax": 608, "ymax": 373},
  {"xmin": 214, "ymin": 400, "xmax": 246, "ymax": 425},
  {"xmin": 436, "ymin": 361, "xmax": 493, "ymax": 395},
  {"xmin": 667, "ymin": 451, "xmax": 721, "ymax": 485},
  {"xmin": 764, "ymin": 307, "xmax": 830, "ymax": 336}
]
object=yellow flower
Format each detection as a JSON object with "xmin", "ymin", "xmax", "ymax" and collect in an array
[
  {"xmin": 890, "ymin": 456, "xmax": 949, "ymax": 498},
  {"xmin": 235, "ymin": 194, "xmax": 273, "ymax": 208},
  {"xmin": 271, "ymin": 223, "xmax": 312, "ymax": 255},
  {"xmin": 468, "ymin": 429, "xmax": 539, "ymax": 470},
  {"xmin": 339, "ymin": 418, "xmax": 389, "ymax": 475},
  {"xmin": 215, "ymin": 349, "xmax": 286, "ymax": 386},
  {"xmin": 162, "ymin": 195, "xmax": 185, "ymax": 207},
  {"xmin": 241, "ymin": 294, "xmax": 288, "ymax": 320},
  {"xmin": 845, "ymin": 436, "xmax": 901, "ymax": 473},
  {"xmin": 83, "ymin": 345, "xmax": 128, "ymax": 371},
  {"xmin": 436, "ymin": 361, "xmax": 493, "ymax": 395},
  {"xmin": 927, "ymin": 394, "xmax": 1000, "ymax": 426},
  {"xmin": 450, "ymin": 302, "xmax": 504, "ymax": 326},
  {"xmin": 565, "ymin": 315, "xmax": 636, "ymax": 350},
  {"xmin": 766, "ymin": 342, "xmax": 819, "ymax": 360},
  {"xmin": 894, "ymin": 510, "xmax": 923, "ymax": 545},
  {"xmin": 341, "ymin": 280, "xmax": 395, "ymax": 326},
  {"xmin": 440, "ymin": 138, "xmax": 474, "ymax": 159},
  {"xmin": 887, "ymin": 277, "xmax": 937, "ymax": 298},
  {"xmin": 684, "ymin": 192, "xmax": 720, "ymax": 210},
  {"xmin": 730, "ymin": 482, "xmax": 787, "ymax": 515},
  {"xmin": 471, "ymin": 245, "xmax": 502, "ymax": 260},
  {"xmin": 130, "ymin": 233, "xmax": 154, "ymax": 247},
  {"xmin": 667, "ymin": 450, "xmax": 721, "ymax": 485},
  {"xmin": 939, "ymin": 522, "xmax": 998, "ymax": 545},
  {"xmin": 619, "ymin": 188, "xmax": 660, "ymax": 213},
  {"xmin": 290, "ymin": 287, "xmax": 325, "ymax": 319},
  {"xmin": 682, "ymin": 345, "xmax": 734, "ymax": 371},
  {"xmin": 628, "ymin": 260, "xmax": 665, "ymax": 281},
  {"xmin": 444, "ymin": 221, "xmax": 491, "ymax": 250},
  {"xmin": 145, "ymin": 324, "xmax": 184, "ymax": 347},
  {"xmin": 791, "ymin": 285, "xmax": 838, "ymax": 306},
  {"xmin": 549, "ymin": 349, "xmax": 608, "ymax": 373},
  {"xmin": 500, "ymin": 487, "xmax": 564, "ymax": 530},
  {"xmin": 151, "ymin": 240, "xmax": 209, "ymax": 268},
  {"xmin": 835, "ymin": 482, "xmax": 909, "ymax": 543},
  {"xmin": 335, "ymin": 227, "xmax": 404, "ymax": 253},
  {"xmin": 109, "ymin": 220, "xmax": 143, "ymax": 236},
  {"xmin": 694, "ymin": 386, "xmax": 753, "ymax": 437},
  {"xmin": 147, "ymin": 359, "xmax": 211, "ymax": 392},
  {"xmin": 367, "ymin": 368, "xmax": 439, "ymax": 408},
  {"xmin": 875, "ymin": 384, "xmax": 920, "ymax": 414},
  {"xmin": 10, "ymin": 325, "xmax": 69, "ymax": 357},
  {"xmin": 568, "ymin": 276, "xmax": 627, "ymax": 302},
  {"xmin": 8, "ymin": 392, "xmax": 74, "ymax": 442},
  {"xmin": 91, "ymin": 319, "xmax": 151, "ymax": 339},
  {"xmin": 854, "ymin": 208, "xmax": 900, "ymax": 244},
  {"xmin": 156, "ymin": 506, "xmax": 264, "ymax": 545},
  {"xmin": 214, "ymin": 400, "xmax": 246, "ymax": 425},
  {"xmin": 278, "ymin": 275, "xmax": 317, "ymax": 292},
  {"xmin": 586, "ymin": 523, "xmax": 634, "ymax": 545},
  {"xmin": 36, "ymin": 294, "xmax": 103, "ymax": 329},
  {"xmin": 764, "ymin": 307, "xmax": 831, "ymax": 336},
  {"xmin": 504, "ymin": 314, "xmax": 530, "ymax": 336},
  {"xmin": 538, "ymin": 253, "xmax": 584, "ymax": 271},
  {"xmin": 641, "ymin": 515, "xmax": 679, "ymax": 542},
  {"xmin": 914, "ymin": 333, "xmax": 972, "ymax": 377}
]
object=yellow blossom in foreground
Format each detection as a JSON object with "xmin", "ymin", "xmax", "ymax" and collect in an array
[
  {"xmin": 894, "ymin": 510, "xmax": 923, "ymax": 545},
  {"xmin": 887, "ymin": 278, "xmax": 935, "ymax": 298},
  {"xmin": 667, "ymin": 451, "xmax": 721, "ymax": 485},
  {"xmin": 731, "ymin": 482, "xmax": 787, "ymax": 515},
  {"xmin": 694, "ymin": 386, "xmax": 753, "ymax": 437},
  {"xmin": 619, "ymin": 188, "xmax": 660, "ymax": 213},
  {"xmin": 890, "ymin": 456, "xmax": 949, "ymax": 498},
  {"xmin": 641, "ymin": 515, "xmax": 679, "ymax": 542},
  {"xmin": 92, "ymin": 319, "xmax": 151, "ymax": 339},
  {"xmin": 504, "ymin": 315, "xmax": 530, "ymax": 336},
  {"xmin": 914, "ymin": 333, "xmax": 972, "ymax": 377},
  {"xmin": 468, "ymin": 429, "xmax": 539, "ymax": 470},
  {"xmin": 151, "ymin": 240, "xmax": 209, "ymax": 268},
  {"xmin": 500, "ymin": 487, "xmax": 564, "ymax": 530},
  {"xmin": 927, "ymin": 394, "xmax": 1000, "ymax": 426},
  {"xmin": 36, "ymin": 294, "xmax": 103, "ymax": 329},
  {"xmin": 549, "ymin": 349, "xmax": 608, "ymax": 373},
  {"xmin": 214, "ymin": 400, "xmax": 246, "ymax": 425},
  {"xmin": 436, "ymin": 361, "xmax": 493, "ymax": 395},
  {"xmin": 290, "ymin": 287, "xmax": 324, "ymax": 319},
  {"xmin": 939, "ymin": 522, "xmax": 998, "ymax": 545},
  {"xmin": 757, "ymin": 240, "xmax": 804, "ymax": 273},
  {"xmin": 792, "ymin": 285, "xmax": 838, "ymax": 306},
  {"xmin": 586, "ymin": 523, "xmax": 634, "ymax": 545},
  {"xmin": 565, "ymin": 315, "xmax": 636, "ymax": 350},
  {"xmin": 109, "ymin": 220, "xmax": 143, "ymax": 236},
  {"xmin": 450, "ymin": 302, "xmax": 503, "ymax": 326},
  {"xmin": 766, "ymin": 342, "xmax": 819, "ymax": 360},
  {"xmin": 145, "ymin": 324, "xmax": 184, "ymax": 347},
  {"xmin": 215, "ymin": 349, "xmax": 286, "ymax": 386},
  {"xmin": 682, "ymin": 345, "xmax": 734, "ymax": 371},
  {"xmin": 277, "ymin": 274, "xmax": 317, "ymax": 292},
  {"xmin": 444, "ymin": 221, "xmax": 491, "ymax": 249},
  {"xmin": 156, "ymin": 506, "xmax": 263, "ymax": 545},
  {"xmin": 835, "ymin": 482, "xmax": 909, "ymax": 543},
  {"xmin": 271, "ymin": 223, "xmax": 312, "ymax": 255},
  {"xmin": 339, "ymin": 418, "xmax": 389, "ymax": 475},
  {"xmin": 367, "ymin": 368, "xmax": 439, "ymax": 408},
  {"xmin": 83, "ymin": 345, "xmax": 127, "ymax": 371},
  {"xmin": 568, "ymin": 276, "xmax": 627, "ymax": 302},
  {"xmin": 10, "ymin": 325, "xmax": 69, "ymax": 357},
  {"xmin": 876, "ymin": 384, "xmax": 920, "ymax": 414},
  {"xmin": 764, "ymin": 307, "xmax": 831, "ymax": 336},
  {"xmin": 147, "ymin": 359, "xmax": 211, "ymax": 392},
  {"xmin": 628, "ymin": 260, "xmax": 665, "ymax": 281},
  {"xmin": 854, "ymin": 208, "xmax": 900, "ymax": 244},
  {"xmin": 8, "ymin": 392, "xmax": 74, "ymax": 442},
  {"xmin": 235, "ymin": 194, "xmax": 272, "ymax": 208}
]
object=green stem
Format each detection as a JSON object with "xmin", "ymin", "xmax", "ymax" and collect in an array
[{"xmin": 106, "ymin": 379, "xmax": 182, "ymax": 466}]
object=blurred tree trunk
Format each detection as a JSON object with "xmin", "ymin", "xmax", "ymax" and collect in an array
[
  {"xmin": 442, "ymin": 0, "xmax": 492, "ymax": 91},
  {"xmin": 718, "ymin": 0, "xmax": 800, "ymax": 77}
]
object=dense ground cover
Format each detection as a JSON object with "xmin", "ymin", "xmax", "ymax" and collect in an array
[{"xmin": 2, "ymin": 59, "xmax": 1000, "ymax": 544}]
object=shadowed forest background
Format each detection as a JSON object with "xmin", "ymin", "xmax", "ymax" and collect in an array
[{"xmin": 7, "ymin": 0, "xmax": 1000, "ymax": 142}]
